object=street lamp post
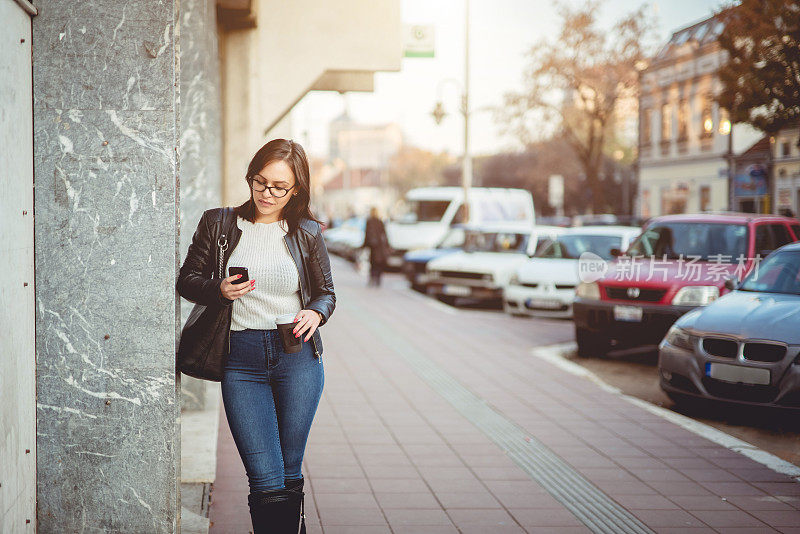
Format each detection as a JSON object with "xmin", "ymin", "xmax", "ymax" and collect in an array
[
  {"xmin": 720, "ymin": 110, "xmax": 733, "ymax": 211},
  {"xmin": 462, "ymin": 0, "xmax": 471, "ymax": 224},
  {"xmin": 431, "ymin": 0, "xmax": 472, "ymax": 223}
]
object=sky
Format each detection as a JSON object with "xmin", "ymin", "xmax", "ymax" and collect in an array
[{"xmin": 291, "ymin": 0, "xmax": 725, "ymax": 160}]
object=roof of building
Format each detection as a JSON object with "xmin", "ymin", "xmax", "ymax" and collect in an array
[
  {"xmin": 654, "ymin": 15, "xmax": 724, "ymax": 61},
  {"xmin": 735, "ymin": 136, "xmax": 771, "ymax": 161}
]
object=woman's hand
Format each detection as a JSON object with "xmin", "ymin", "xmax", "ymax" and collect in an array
[
  {"xmin": 293, "ymin": 309, "xmax": 322, "ymax": 342},
  {"xmin": 220, "ymin": 274, "xmax": 254, "ymax": 301}
]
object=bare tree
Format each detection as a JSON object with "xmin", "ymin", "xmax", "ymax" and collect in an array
[
  {"xmin": 387, "ymin": 145, "xmax": 455, "ymax": 194},
  {"xmin": 500, "ymin": 0, "xmax": 654, "ymax": 212},
  {"xmin": 717, "ymin": 0, "xmax": 800, "ymax": 136}
]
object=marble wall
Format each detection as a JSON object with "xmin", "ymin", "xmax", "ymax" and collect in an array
[{"xmin": 32, "ymin": 1, "xmax": 181, "ymax": 531}]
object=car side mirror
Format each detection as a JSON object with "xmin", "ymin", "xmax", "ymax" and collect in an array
[
  {"xmin": 609, "ymin": 248, "xmax": 622, "ymax": 257},
  {"xmin": 724, "ymin": 277, "xmax": 739, "ymax": 291}
]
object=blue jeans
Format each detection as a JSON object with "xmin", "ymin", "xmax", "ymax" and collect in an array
[{"xmin": 221, "ymin": 328, "xmax": 324, "ymax": 492}]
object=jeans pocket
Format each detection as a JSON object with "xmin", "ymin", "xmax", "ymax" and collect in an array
[{"xmin": 226, "ymin": 330, "xmax": 264, "ymax": 370}]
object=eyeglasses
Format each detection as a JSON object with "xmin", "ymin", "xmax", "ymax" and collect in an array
[{"xmin": 248, "ymin": 176, "xmax": 295, "ymax": 198}]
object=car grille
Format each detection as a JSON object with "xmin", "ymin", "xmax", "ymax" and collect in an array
[
  {"xmin": 702, "ymin": 338, "xmax": 738, "ymax": 359},
  {"xmin": 584, "ymin": 308, "xmax": 676, "ymax": 333},
  {"xmin": 521, "ymin": 282, "xmax": 539, "ymax": 288},
  {"xmin": 702, "ymin": 377, "xmax": 778, "ymax": 404},
  {"xmin": 555, "ymin": 284, "xmax": 576, "ymax": 290},
  {"xmin": 437, "ymin": 271, "xmax": 486, "ymax": 280},
  {"xmin": 604, "ymin": 286, "xmax": 666, "ymax": 302},
  {"xmin": 742, "ymin": 342, "xmax": 787, "ymax": 363}
]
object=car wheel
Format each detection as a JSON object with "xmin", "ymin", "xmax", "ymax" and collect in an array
[{"xmin": 575, "ymin": 327, "xmax": 610, "ymax": 358}]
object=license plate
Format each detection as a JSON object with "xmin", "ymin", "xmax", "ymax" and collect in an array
[
  {"xmin": 706, "ymin": 363, "xmax": 770, "ymax": 385},
  {"xmin": 526, "ymin": 298, "xmax": 563, "ymax": 310},
  {"xmin": 442, "ymin": 284, "xmax": 471, "ymax": 296},
  {"xmin": 614, "ymin": 305, "xmax": 642, "ymax": 322}
]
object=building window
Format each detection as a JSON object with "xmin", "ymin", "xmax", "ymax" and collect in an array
[
  {"xmin": 661, "ymin": 103, "xmax": 672, "ymax": 142},
  {"xmin": 641, "ymin": 109, "xmax": 652, "ymax": 146},
  {"xmin": 700, "ymin": 185, "xmax": 711, "ymax": 211},
  {"xmin": 677, "ymin": 100, "xmax": 689, "ymax": 141},
  {"xmin": 701, "ymin": 97, "xmax": 713, "ymax": 138},
  {"xmin": 661, "ymin": 183, "xmax": 689, "ymax": 214},
  {"xmin": 719, "ymin": 108, "xmax": 731, "ymax": 135},
  {"xmin": 782, "ymin": 141, "xmax": 791, "ymax": 158}
]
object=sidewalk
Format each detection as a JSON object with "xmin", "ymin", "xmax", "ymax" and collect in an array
[{"xmin": 209, "ymin": 258, "xmax": 800, "ymax": 534}]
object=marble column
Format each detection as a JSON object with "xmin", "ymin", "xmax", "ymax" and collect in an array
[
  {"xmin": 179, "ymin": 0, "xmax": 224, "ymax": 412},
  {"xmin": 33, "ymin": 1, "xmax": 181, "ymax": 531}
]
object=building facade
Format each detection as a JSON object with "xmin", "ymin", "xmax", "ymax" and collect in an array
[
  {"xmin": 637, "ymin": 16, "xmax": 762, "ymax": 217},
  {"xmin": 775, "ymin": 127, "xmax": 800, "ymax": 216}
]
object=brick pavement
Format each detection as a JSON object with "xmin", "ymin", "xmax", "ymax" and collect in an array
[{"xmin": 208, "ymin": 258, "xmax": 800, "ymax": 534}]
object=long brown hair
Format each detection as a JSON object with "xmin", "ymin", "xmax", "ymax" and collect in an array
[{"xmin": 234, "ymin": 138, "xmax": 320, "ymax": 234}]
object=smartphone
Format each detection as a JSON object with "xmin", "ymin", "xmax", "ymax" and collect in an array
[{"xmin": 228, "ymin": 266, "xmax": 249, "ymax": 283}]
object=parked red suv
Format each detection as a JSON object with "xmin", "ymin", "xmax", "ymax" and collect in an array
[{"xmin": 573, "ymin": 213, "xmax": 800, "ymax": 357}]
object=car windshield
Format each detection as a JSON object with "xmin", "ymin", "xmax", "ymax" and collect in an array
[
  {"xmin": 626, "ymin": 222, "xmax": 748, "ymax": 261},
  {"xmin": 739, "ymin": 251, "xmax": 800, "ymax": 294},
  {"xmin": 464, "ymin": 231, "xmax": 529, "ymax": 253},
  {"xmin": 437, "ymin": 228, "xmax": 465, "ymax": 249},
  {"xmin": 394, "ymin": 200, "xmax": 451, "ymax": 223},
  {"xmin": 537, "ymin": 234, "xmax": 621, "ymax": 260}
]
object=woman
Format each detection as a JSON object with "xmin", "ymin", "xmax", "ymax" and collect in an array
[
  {"xmin": 177, "ymin": 139, "xmax": 335, "ymax": 533},
  {"xmin": 362, "ymin": 206, "xmax": 389, "ymax": 287}
]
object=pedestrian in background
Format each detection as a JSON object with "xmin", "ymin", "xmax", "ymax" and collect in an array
[
  {"xmin": 362, "ymin": 206, "xmax": 390, "ymax": 287},
  {"xmin": 177, "ymin": 139, "xmax": 335, "ymax": 534}
]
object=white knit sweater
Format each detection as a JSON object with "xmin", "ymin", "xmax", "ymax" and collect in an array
[{"xmin": 226, "ymin": 216, "xmax": 303, "ymax": 331}]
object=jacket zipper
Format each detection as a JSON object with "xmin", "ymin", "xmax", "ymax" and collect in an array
[{"xmin": 284, "ymin": 235, "xmax": 322, "ymax": 362}]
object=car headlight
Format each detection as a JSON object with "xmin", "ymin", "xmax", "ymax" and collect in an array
[
  {"xmin": 483, "ymin": 273, "xmax": 494, "ymax": 282},
  {"xmin": 576, "ymin": 282, "xmax": 600, "ymax": 300},
  {"xmin": 671, "ymin": 286, "xmax": 720, "ymax": 306},
  {"xmin": 428, "ymin": 270, "xmax": 440, "ymax": 278},
  {"xmin": 663, "ymin": 325, "xmax": 697, "ymax": 352},
  {"xmin": 509, "ymin": 273, "xmax": 520, "ymax": 285}
]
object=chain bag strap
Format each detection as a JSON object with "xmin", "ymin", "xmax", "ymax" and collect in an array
[
  {"xmin": 212, "ymin": 207, "xmax": 231, "ymax": 280},
  {"xmin": 217, "ymin": 233, "xmax": 228, "ymax": 279},
  {"xmin": 176, "ymin": 207, "xmax": 236, "ymax": 382}
]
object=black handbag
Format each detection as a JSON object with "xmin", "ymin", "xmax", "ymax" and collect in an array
[{"xmin": 176, "ymin": 207, "xmax": 236, "ymax": 381}]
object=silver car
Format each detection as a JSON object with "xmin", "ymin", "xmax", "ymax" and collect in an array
[{"xmin": 658, "ymin": 242, "xmax": 800, "ymax": 409}]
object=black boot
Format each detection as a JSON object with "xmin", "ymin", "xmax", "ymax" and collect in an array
[
  {"xmin": 283, "ymin": 477, "xmax": 307, "ymax": 534},
  {"xmin": 247, "ymin": 489, "xmax": 293, "ymax": 534}
]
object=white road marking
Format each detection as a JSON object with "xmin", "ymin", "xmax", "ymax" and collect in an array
[{"xmin": 531, "ymin": 342, "xmax": 800, "ymax": 483}]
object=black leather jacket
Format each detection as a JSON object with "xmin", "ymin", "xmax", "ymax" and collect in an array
[{"xmin": 176, "ymin": 207, "xmax": 336, "ymax": 358}]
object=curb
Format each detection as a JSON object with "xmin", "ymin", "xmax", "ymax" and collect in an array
[{"xmin": 531, "ymin": 342, "xmax": 800, "ymax": 483}]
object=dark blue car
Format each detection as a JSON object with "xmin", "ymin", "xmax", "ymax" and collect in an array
[{"xmin": 402, "ymin": 227, "xmax": 465, "ymax": 290}]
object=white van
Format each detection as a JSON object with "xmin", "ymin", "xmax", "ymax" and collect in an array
[{"xmin": 386, "ymin": 187, "xmax": 535, "ymax": 268}]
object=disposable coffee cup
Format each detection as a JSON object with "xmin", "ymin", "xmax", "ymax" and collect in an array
[{"xmin": 275, "ymin": 313, "xmax": 302, "ymax": 354}]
